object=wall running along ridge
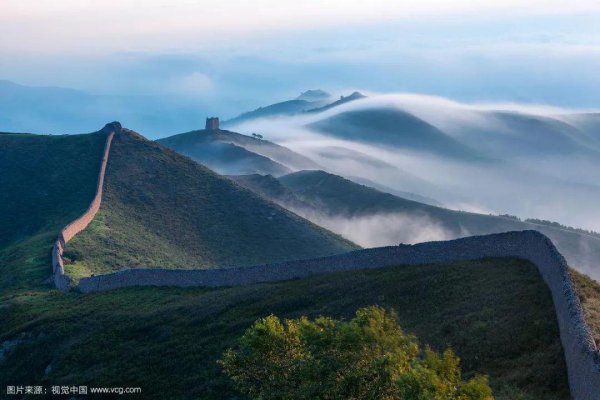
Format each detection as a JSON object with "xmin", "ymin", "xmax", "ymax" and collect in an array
[
  {"xmin": 75, "ymin": 230, "xmax": 600, "ymax": 399},
  {"xmin": 51, "ymin": 123, "xmax": 119, "ymax": 290}
]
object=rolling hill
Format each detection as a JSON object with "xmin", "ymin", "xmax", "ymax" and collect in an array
[
  {"xmin": 230, "ymin": 95, "xmax": 600, "ymax": 235},
  {"xmin": 446, "ymin": 111, "xmax": 600, "ymax": 159},
  {"xmin": 157, "ymin": 127, "xmax": 319, "ymax": 175},
  {"xmin": 234, "ymin": 169, "xmax": 600, "ymax": 280},
  {"xmin": 223, "ymin": 90, "xmax": 368, "ymax": 127},
  {"xmin": 223, "ymin": 90, "xmax": 331, "ymax": 126},
  {"xmin": 64, "ymin": 129, "xmax": 356, "ymax": 279},
  {"xmin": 307, "ymin": 108, "xmax": 484, "ymax": 160}
]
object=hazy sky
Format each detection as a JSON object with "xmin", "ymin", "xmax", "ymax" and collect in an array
[{"xmin": 2, "ymin": 1, "xmax": 600, "ymax": 115}]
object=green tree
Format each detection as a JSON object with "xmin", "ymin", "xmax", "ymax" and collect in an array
[{"xmin": 219, "ymin": 306, "xmax": 493, "ymax": 400}]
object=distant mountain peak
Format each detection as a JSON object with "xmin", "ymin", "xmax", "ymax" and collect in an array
[
  {"xmin": 297, "ymin": 89, "xmax": 331, "ymax": 101},
  {"xmin": 345, "ymin": 91, "xmax": 366, "ymax": 99},
  {"xmin": 305, "ymin": 91, "xmax": 367, "ymax": 114}
]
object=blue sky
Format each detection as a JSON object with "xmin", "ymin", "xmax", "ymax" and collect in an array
[{"xmin": 1, "ymin": 1, "xmax": 600, "ymax": 116}]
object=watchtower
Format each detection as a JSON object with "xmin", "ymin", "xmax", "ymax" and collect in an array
[{"xmin": 205, "ymin": 117, "xmax": 220, "ymax": 130}]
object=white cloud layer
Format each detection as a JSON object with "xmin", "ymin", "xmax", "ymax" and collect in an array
[{"xmin": 2, "ymin": 1, "xmax": 600, "ymax": 53}]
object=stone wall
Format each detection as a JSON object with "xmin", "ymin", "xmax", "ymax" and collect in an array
[
  {"xmin": 51, "ymin": 123, "xmax": 119, "ymax": 290},
  {"xmin": 76, "ymin": 230, "xmax": 600, "ymax": 399}
]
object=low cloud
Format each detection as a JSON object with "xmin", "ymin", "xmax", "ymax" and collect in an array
[
  {"xmin": 289, "ymin": 207, "xmax": 455, "ymax": 247},
  {"xmin": 175, "ymin": 71, "xmax": 214, "ymax": 96}
]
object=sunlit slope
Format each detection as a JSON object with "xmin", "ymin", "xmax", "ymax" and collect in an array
[
  {"xmin": 65, "ymin": 130, "xmax": 357, "ymax": 278},
  {"xmin": 0, "ymin": 132, "xmax": 106, "ymax": 289},
  {"xmin": 571, "ymin": 270, "xmax": 600, "ymax": 348},
  {"xmin": 0, "ymin": 259, "xmax": 568, "ymax": 400}
]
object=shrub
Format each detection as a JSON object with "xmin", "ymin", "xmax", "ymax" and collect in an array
[{"xmin": 219, "ymin": 306, "xmax": 494, "ymax": 400}]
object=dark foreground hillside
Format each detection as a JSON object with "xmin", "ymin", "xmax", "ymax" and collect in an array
[
  {"xmin": 64, "ymin": 130, "xmax": 356, "ymax": 278},
  {"xmin": 0, "ymin": 132, "xmax": 106, "ymax": 289},
  {"xmin": 0, "ymin": 258, "xmax": 568, "ymax": 400}
]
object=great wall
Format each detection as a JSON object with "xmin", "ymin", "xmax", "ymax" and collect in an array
[
  {"xmin": 51, "ymin": 124, "xmax": 600, "ymax": 399},
  {"xmin": 51, "ymin": 122, "xmax": 119, "ymax": 291}
]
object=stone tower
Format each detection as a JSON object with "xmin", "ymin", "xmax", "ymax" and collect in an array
[{"xmin": 205, "ymin": 117, "xmax": 220, "ymax": 130}]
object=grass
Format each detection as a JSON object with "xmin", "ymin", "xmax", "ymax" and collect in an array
[
  {"xmin": 0, "ymin": 258, "xmax": 569, "ymax": 400},
  {"xmin": 571, "ymin": 269, "xmax": 600, "ymax": 347},
  {"xmin": 0, "ymin": 132, "xmax": 106, "ymax": 289},
  {"xmin": 64, "ymin": 131, "xmax": 357, "ymax": 278}
]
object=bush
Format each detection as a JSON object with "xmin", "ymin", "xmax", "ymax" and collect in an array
[{"xmin": 219, "ymin": 306, "xmax": 494, "ymax": 399}]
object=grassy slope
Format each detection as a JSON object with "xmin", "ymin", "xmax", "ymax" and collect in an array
[
  {"xmin": 0, "ymin": 258, "xmax": 568, "ymax": 400},
  {"xmin": 571, "ymin": 269, "xmax": 600, "ymax": 347},
  {"xmin": 0, "ymin": 132, "xmax": 106, "ymax": 289},
  {"xmin": 65, "ymin": 131, "xmax": 356, "ymax": 278}
]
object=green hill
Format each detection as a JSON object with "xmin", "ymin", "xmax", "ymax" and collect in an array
[
  {"xmin": 0, "ymin": 258, "xmax": 569, "ymax": 400},
  {"xmin": 157, "ymin": 129, "xmax": 291, "ymax": 176},
  {"xmin": 157, "ymin": 128, "xmax": 319, "ymax": 175},
  {"xmin": 0, "ymin": 131, "xmax": 107, "ymax": 289},
  {"xmin": 272, "ymin": 170, "xmax": 600, "ymax": 279},
  {"xmin": 64, "ymin": 130, "xmax": 356, "ymax": 279}
]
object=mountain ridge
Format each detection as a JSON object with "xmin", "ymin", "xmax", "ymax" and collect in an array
[
  {"xmin": 64, "ymin": 127, "xmax": 357, "ymax": 278},
  {"xmin": 158, "ymin": 127, "xmax": 319, "ymax": 175}
]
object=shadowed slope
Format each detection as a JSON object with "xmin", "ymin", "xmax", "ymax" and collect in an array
[
  {"xmin": 65, "ymin": 130, "xmax": 357, "ymax": 278},
  {"xmin": 0, "ymin": 132, "xmax": 107, "ymax": 288}
]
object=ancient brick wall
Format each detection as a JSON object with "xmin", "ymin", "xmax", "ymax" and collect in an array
[
  {"xmin": 52, "ymin": 123, "xmax": 119, "ymax": 290},
  {"xmin": 76, "ymin": 230, "xmax": 600, "ymax": 399}
]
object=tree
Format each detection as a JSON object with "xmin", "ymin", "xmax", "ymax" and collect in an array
[{"xmin": 219, "ymin": 306, "xmax": 494, "ymax": 400}]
